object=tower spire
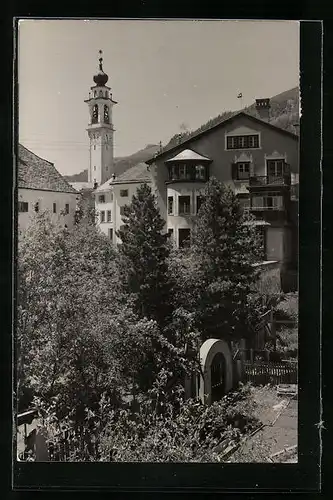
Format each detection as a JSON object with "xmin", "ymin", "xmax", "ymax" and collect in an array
[{"xmin": 98, "ymin": 49, "xmax": 103, "ymax": 71}]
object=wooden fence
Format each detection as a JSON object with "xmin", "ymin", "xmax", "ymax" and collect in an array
[{"xmin": 244, "ymin": 361, "xmax": 297, "ymax": 386}]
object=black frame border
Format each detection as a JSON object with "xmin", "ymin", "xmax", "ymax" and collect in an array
[{"xmin": 3, "ymin": 16, "xmax": 322, "ymax": 494}]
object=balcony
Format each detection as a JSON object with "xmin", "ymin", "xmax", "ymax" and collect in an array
[{"xmin": 249, "ymin": 174, "xmax": 291, "ymax": 188}]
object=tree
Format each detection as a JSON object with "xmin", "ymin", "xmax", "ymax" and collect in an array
[
  {"xmin": 116, "ymin": 183, "xmax": 172, "ymax": 327},
  {"xmin": 17, "ymin": 211, "xmax": 156, "ymax": 424},
  {"xmin": 171, "ymin": 177, "xmax": 263, "ymax": 342}
]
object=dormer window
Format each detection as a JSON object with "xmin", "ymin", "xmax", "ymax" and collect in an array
[{"xmin": 226, "ymin": 134, "xmax": 259, "ymax": 150}]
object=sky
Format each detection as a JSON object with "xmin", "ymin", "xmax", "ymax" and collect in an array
[{"xmin": 18, "ymin": 19, "xmax": 299, "ymax": 177}]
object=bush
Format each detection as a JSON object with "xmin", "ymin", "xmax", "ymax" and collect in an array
[{"xmin": 41, "ymin": 383, "xmax": 261, "ymax": 462}]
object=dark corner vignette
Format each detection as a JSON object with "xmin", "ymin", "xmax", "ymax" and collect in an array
[{"xmin": 12, "ymin": 18, "xmax": 321, "ymax": 493}]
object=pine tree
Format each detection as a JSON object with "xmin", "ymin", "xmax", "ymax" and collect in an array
[
  {"xmin": 116, "ymin": 183, "xmax": 172, "ymax": 326},
  {"xmin": 184, "ymin": 177, "xmax": 263, "ymax": 341}
]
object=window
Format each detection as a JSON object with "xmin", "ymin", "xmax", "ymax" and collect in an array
[
  {"xmin": 168, "ymin": 228, "xmax": 174, "ymax": 238},
  {"xmin": 104, "ymin": 105, "xmax": 109, "ymax": 124},
  {"xmin": 18, "ymin": 201, "xmax": 28, "ymax": 212},
  {"xmin": 168, "ymin": 196, "xmax": 174, "ymax": 215},
  {"xmin": 267, "ymin": 159, "xmax": 284, "ymax": 177},
  {"xmin": 195, "ymin": 164, "xmax": 206, "ymax": 180},
  {"xmin": 53, "ymin": 203, "xmax": 57, "ymax": 213},
  {"xmin": 92, "ymin": 104, "xmax": 99, "ymax": 124},
  {"xmin": 94, "ymin": 166, "xmax": 96, "ymax": 171},
  {"xmin": 226, "ymin": 134, "xmax": 259, "ymax": 150},
  {"xmin": 196, "ymin": 195, "xmax": 203, "ymax": 214},
  {"xmin": 100, "ymin": 210, "xmax": 105, "ymax": 223},
  {"xmin": 251, "ymin": 192, "xmax": 283, "ymax": 210},
  {"xmin": 109, "ymin": 228, "xmax": 113, "ymax": 240},
  {"xmin": 120, "ymin": 189, "xmax": 128, "ymax": 197},
  {"xmin": 179, "ymin": 164, "xmax": 186, "ymax": 179},
  {"xmin": 265, "ymin": 192, "xmax": 283, "ymax": 209},
  {"xmin": 106, "ymin": 165, "xmax": 108, "ymax": 170},
  {"xmin": 119, "ymin": 224, "xmax": 126, "ymax": 232},
  {"xmin": 237, "ymin": 162, "xmax": 250, "ymax": 180},
  {"xmin": 178, "ymin": 228, "xmax": 191, "ymax": 248},
  {"xmin": 34, "ymin": 202, "xmax": 39, "ymax": 213},
  {"xmin": 170, "ymin": 164, "xmax": 178, "ymax": 180},
  {"xmin": 178, "ymin": 196, "xmax": 191, "ymax": 215},
  {"xmin": 120, "ymin": 206, "xmax": 126, "ymax": 216},
  {"xmin": 99, "ymin": 195, "xmax": 105, "ymax": 203},
  {"xmin": 107, "ymin": 210, "xmax": 112, "ymax": 222},
  {"xmin": 65, "ymin": 203, "xmax": 70, "ymax": 214}
]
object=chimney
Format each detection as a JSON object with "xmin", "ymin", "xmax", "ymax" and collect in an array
[{"xmin": 255, "ymin": 98, "xmax": 271, "ymax": 120}]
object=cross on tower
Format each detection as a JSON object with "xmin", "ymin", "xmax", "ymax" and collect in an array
[{"xmin": 99, "ymin": 49, "xmax": 103, "ymax": 70}]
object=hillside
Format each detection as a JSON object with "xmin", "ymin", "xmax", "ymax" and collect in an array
[
  {"xmin": 164, "ymin": 87, "xmax": 299, "ymax": 150},
  {"xmin": 65, "ymin": 87, "xmax": 299, "ymax": 183},
  {"xmin": 64, "ymin": 144, "xmax": 160, "ymax": 183}
]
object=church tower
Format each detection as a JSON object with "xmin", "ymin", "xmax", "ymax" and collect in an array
[{"xmin": 85, "ymin": 50, "xmax": 117, "ymax": 186}]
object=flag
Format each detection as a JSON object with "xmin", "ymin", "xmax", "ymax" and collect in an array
[{"xmin": 237, "ymin": 93, "xmax": 243, "ymax": 99}]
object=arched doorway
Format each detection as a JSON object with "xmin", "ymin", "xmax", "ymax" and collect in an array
[
  {"xmin": 210, "ymin": 352, "xmax": 226, "ymax": 402},
  {"xmin": 199, "ymin": 339, "xmax": 233, "ymax": 405}
]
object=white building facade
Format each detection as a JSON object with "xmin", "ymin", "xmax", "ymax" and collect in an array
[
  {"xmin": 94, "ymin": 163, "xmax": 152, "ymax": 244},
  {"xmin": 18, "ymin": 144, "xmax": 78, "ymax": 233}
]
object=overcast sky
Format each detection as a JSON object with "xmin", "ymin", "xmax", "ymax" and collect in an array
[{"xmin": 18, "ymin": 19, "xmax": 299, "ymax": 176}]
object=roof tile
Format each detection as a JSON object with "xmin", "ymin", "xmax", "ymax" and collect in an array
[{"xmin": 18, "ymin": 144, "xmax": 77, "ymax": 193}]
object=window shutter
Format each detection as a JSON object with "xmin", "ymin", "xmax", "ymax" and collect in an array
[
  {"xmin": 284, "ymin": 162, "xmax": 291, "ymax": 175},
  {"xmin": 231, "ymin": 163, "xmax": 238, "ymax": 180}
]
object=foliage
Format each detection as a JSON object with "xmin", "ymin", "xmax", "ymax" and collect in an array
[
  {"xmin": 40, "ymin": 382, "xmax": 260, "ymax": 462},
  {"xmin": 170, "ymin": 178, "xmax": 263, "ymax": 342},
  {"xmin": 116, "ymin": 182, "xmax": 173, "ymax": 327},
  {"xmin": 17, "ymin": 211, "xmax": 158, "ymax": 423},
  {"xmin": 275, "ymin": 293, "xmax": 298, "ymax": 324},
  {"xmin": 74, "ymin": 189, "xmax": 97, "ymax": 225}
]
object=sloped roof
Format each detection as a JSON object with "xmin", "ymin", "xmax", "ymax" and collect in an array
[
  {"xmin": 146, "ymin": 111, "xmax": 298, "ymax": 165},
  {"xmin": 95, "ymin": 162, "xmax": 152, "ymax": 192},
  {"xmin": 165, "ymin": 149, "xmax": 211, "ymax": 162},
  {"xmin": 18, "ymin": 144, "xmax": 77, "ymax": 193},
  {"xmin": 69, "ymin": 181, "xmax": 94, "ymax": 191}
]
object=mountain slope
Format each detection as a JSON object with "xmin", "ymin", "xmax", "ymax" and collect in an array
[
  {"xmin": 64, "ymin": 144, "xmax": 160, "ymax": 183},
  {"xmin": 164, "ymin": 87, "xmax": 299, "ymax": 150}
]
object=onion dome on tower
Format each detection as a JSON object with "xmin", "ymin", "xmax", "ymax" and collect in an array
[{"xmin": 93, "ymin": 50, "xmax": 109, "ymax": 86}]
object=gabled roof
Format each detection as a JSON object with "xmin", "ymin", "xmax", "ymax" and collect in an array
[
  {"xmin": 112, "ymin": 162, "xmax": 152, "ymax": 184},
  {"xmin": 18, "ymin": 144, "xmax": 77, "ymax": 194},
  {"xmin": 146, "ymin": 111, "xmax": 298, "ymax": 165},
  {"xmin": 95, "ymin": 162, "xmax": 151, "ymax": 192},
  {"xmin": 165, "ymin": 149, "xmax": 212, "ymax": 162}
]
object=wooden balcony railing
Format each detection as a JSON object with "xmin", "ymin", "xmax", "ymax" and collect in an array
[{"xmin": 249, "ymin": 174, "xmax": 291, "ymax": 187}]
